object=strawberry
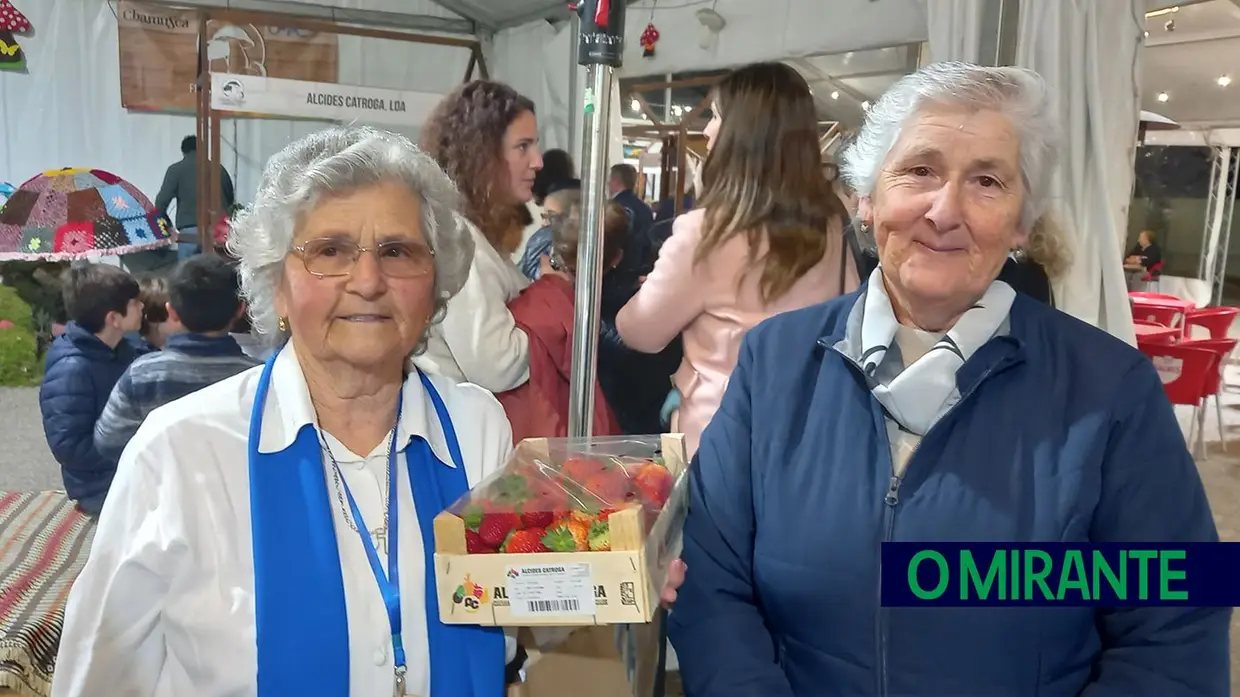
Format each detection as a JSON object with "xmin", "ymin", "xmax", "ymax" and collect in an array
[
  {"xmin": 503, "ymin": 528, "xmax": 549, "ymax": 554},
  {"xmin": 633, "ymin": 463, "xmax": 674, "ymax": 508},
  {"xmin": 477, "ymin": 512, "xmax": 520, "ymax": 549},
  {"xmin": 520, "ymin": 508, "xmax": 554, "ymax": 530},
  {"xmin": 588, "ymin": 520, "xmax": 610, "ymax": 551},
  {"xmin": 542, "ymin": 527, "xmax": 578, "ymax": 552},
  {"xmin": 583, "ymin": 470, "xmax": 630, "ymax": 504},
  {"xmin": 460, "ymin": 504, "xmax": 485, "ymax": 531},
  {"xmin": 561, "ymin": 456, "xmax": 607, "ymax": 484},
  {"xmin": 544, "ymin": 517, "xmax": 590, "ymax": 551},
  {"xmin": 465, "ymin": 529, "xmax": 496, "ymax": 554}
]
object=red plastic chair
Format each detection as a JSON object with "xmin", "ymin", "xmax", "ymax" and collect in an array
[
  {"xmin": 1130, "ymin": 291, "xmax": 1184, "ymax": 302},
  {"xmin": 1136, "ymin": 327, "xmax": 1179, "ymax": 345},
  {"xmin": 1131, "ymin": 302, "xmax": 1189, "ymax": 339},
  {"xmin": 1139, "ymin": 343, "xmax": 1217, "ymax": 458},
  {"xmin": 1181, "ymin": 338, "xmax": 1239, "ymax": 452},
  {"xmin": 1142, "ymin": 260, "xmax": 1164, "ymax": 282},
  {"xmin": 1186, "ymin": 306, "xmax": 1239, "ymax": 340}
]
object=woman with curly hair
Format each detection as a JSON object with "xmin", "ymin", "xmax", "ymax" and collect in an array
[{"xmin": 415, "ymin": 80, "xmax": 544, "ymax": 392}]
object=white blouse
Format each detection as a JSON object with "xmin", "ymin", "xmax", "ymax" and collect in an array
[
  {"xmin": 414, "ymin": 218, "xmax": 531, "ymax": 393},
  {"xmin": 52, "ymin": 344, "xmax": 515, "ymax": 697}
]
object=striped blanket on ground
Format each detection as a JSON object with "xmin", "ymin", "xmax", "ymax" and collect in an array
[{"xmin": 0, "ymin": 492, "xmax": 95, "ymax": 697}]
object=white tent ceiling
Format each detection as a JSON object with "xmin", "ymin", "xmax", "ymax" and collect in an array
[
  {"xmin": 420, "ymin": 0, "xmax": 598, "ymax": 31},
  {"xmin": 1142, "ymin": 0, "xmax": 1240, "ymax": 128}
]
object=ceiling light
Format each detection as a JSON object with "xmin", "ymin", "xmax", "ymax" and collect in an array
[
  {"xmin": 861, "ymin": 100, "xmax": 871, "ymax": 110},
  {"xmin": 1218, "ymin": 75, "xmax": 1232, "ymax": 87},
  {"xmin": 1145, "ymin": 6, "xmax": 1179, "ymax": 18},
  {"xmin": 830, "ymin": 91, "xmax": 839, "ymax": 100},
  {"xmin": 1157, "ymin": 92, "xmax": 1169, "ymax": 102},
  {"xmin": 630, "ymin": 98, "xmax": 640, "ymax": 112},
  {"xmin": 1143, "ymin": 30, "xmax": 1149, "ymax": 38}
]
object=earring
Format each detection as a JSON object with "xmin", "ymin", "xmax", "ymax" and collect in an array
[{"xmin": 278, "ymin": 317, "xmax": 289, "ymax": 332}]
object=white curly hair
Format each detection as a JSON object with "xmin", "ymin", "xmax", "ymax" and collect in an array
[
  {"xmin": 226, "ymin": 125, "xmax": 474, "ymax": 354},
  {"xmin": 839, "ymin": 61, "xmax": 1062, "ymax": 233}
]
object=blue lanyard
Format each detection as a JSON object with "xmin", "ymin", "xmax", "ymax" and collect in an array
[{"xmin": 329, "ymin": 391, "xmax": 407, "ymax": 680}]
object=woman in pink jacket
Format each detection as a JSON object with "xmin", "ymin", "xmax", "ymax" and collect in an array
[{"xmin": 617, "ymin": 62, "xmax": 859, "ymax": 455}]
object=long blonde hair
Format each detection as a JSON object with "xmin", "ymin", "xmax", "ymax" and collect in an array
[
  {"xmin": 695, "ymin": 62, "xmax": 848, "ymax": 303},
  {"xmin": 1023, "ymin": 214, "xmax": 1072, "ymax": 280}
]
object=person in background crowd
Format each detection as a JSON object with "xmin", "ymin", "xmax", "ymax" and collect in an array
[
  {"xmin": 94, "ymin": 255, "xmax": 259, "ymax": 468},
  {"xmin": 39, "ymin": 264, "xmax": 144, "ymax": 515},
  {"xmin": 617, "ymin": 62, "xmax": 859, "ymax": 456},
  {"xmin": 531, "ymin": 149, "xmax": 575, "ymax": 208},
  {"xmin": 518, "ymin": 178, "xmax": 581, "ymax": 280},
  {"xmin": 496, "ymin": 193, "xmax": 622, "ymax": 442},
  {"xmin": 229, "ymin": 296, "xmax": 270, "ymax": 362},
  {"xmin": 514, "ymin": 149, "xmax": 574, "ymax": 263},
  {"xmin": 416, "ymin": 80, "xmax": 543, "ymax": 392},
  {"xmin": 1125, "ymin": 229, "xmax": 1163, "ymax": 273},
  {"xmin": 156, "ymin": 135, "xmax": 237, "ymax": 260},
  {"xmin": 607, "ymin": 163, "xmax": 658, "ymax": 285},
  {"xmin": 53, "ymin": 126, "xmax": 527, "ymax": 697},
  {"xmin": 135, "ymin": 276, "xmax": 181, "ymax": 349},
  {"xmin": 667, "ymin": 61, "xmax": 1227, "ymax": 697}
]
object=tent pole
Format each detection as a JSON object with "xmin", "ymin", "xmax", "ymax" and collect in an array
[{"xmin": 568, "ymin": 0, "xmax": 626, "ymax": 439}]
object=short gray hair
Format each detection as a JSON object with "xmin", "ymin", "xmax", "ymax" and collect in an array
[
  {"xmin": 227, "ymin": 125, "xmax": 474, "ymax": 352},
  {"xmin": 840, "ymin": 61, "xmax": 1061, "ymax": 231}
]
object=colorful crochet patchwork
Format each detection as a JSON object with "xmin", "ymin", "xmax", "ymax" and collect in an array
[{"xmin": 0, "ymin": 168, "xmax": 175, "ymax": 261}]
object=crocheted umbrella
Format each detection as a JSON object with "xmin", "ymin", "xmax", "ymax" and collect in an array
[
  {"xmin": 0, "ymin": 168, "xmax": 176, "ymax": 261},
  {"xmin": 0, "ymin": 1, "xmax": 29, "ymax": 71}
]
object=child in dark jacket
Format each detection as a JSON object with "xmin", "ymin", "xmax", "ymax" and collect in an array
[
  {"xmin": 496, "ymin": 192, "xmax": 624, "ymax": 442},
  {"xmin": 39, "ymin": 264, "xmax": 144, "ymax": 515},
  {"xmin": 94, "ymin": 255, "xmax": 259, "ymax": 470}
]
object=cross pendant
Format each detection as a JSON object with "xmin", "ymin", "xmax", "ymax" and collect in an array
[{"xmin": 372, "ymin": 527, "xmax": 388, "ymax": 554}]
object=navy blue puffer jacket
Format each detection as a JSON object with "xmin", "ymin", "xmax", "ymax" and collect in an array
[{"xmin": 39, "ymin": 323, "xmax": 141, "ymax": 508}]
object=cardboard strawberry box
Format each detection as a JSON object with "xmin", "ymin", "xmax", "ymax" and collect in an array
[{"xmin": 433, "ymin": 434, "xmax": 688, "ymax": 626}]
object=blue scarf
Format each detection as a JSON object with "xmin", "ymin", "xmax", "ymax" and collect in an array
[{"xmin": 247, "ymin": 349, "xmax": 506, "ymax": 696}]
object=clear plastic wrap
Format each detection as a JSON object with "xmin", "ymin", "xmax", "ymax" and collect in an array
[{"xmin": 444, "ymin": 436, "xmax": 678, "ymax": 555}]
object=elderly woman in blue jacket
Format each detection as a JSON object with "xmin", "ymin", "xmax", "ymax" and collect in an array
[{"xmin": 665, "ymin": 62, "xmax": 1229, "ymax": 696}]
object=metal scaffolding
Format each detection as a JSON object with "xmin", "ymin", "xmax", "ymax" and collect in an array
[{"xmin": 1198, "ymin": 146, "xmax": 1240, "ymax": 304}]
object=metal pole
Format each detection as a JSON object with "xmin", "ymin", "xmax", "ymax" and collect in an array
[{"xmin": 568, "ymin": 0, "xmax": 626, "ymax": 439}]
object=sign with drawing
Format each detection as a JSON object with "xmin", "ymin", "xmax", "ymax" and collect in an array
[
  {"xmin": 210, "ymin": 73, "xmax": 443, "ymax": 128},
  {"xmin": 117, "ymin": 1, "xmax": 338, "ymax": 112}
]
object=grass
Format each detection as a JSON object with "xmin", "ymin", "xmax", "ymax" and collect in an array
[{"xmin": 0, "ymin": 284, "xmax": 41, "ymax": 386}]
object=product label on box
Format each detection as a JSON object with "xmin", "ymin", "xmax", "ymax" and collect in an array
[{"xmin": 505, "ymin": 563, "xmax": 597, "ymax": 616}]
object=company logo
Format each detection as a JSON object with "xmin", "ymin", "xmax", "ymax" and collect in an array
[
  {"xmin": 506, "ymin": 568, "xmax": 520, "ymax": 579},
  {"xmin": 218, "ymin": 79, "xmax": 246, "ymax": 106},
  {"xmin": 452, "ymin": 574, "xmax": 490, "ymax": 613}
]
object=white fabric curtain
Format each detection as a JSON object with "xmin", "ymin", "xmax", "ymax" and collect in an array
[
  {"xmin": 0, "ymin": 0, "xmax": 469, "ymax": 204},
  {"xmin": 922, "ymin": 0, "xmax": 1142, "ymax": 342},
  {"xmin": 1015, "ymin": 0, "xmax": 1142, "ymax": 343}
]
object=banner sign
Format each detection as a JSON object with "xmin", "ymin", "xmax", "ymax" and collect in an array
[
  {"xmin": 118, "ymin": 1, "xmax": 338, "ymax": 113},
  {"xmin": 210, "ymin": 73, "xmax": 443, "ymax": 128},
  {"xmin": 881, "ymin": 542, "xmax": 1240, "ymax": 607}
]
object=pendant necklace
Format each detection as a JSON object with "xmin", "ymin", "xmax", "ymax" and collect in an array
[{"xmin": 321, "ymin": 428, "xmax": 395, "ymax": 553}]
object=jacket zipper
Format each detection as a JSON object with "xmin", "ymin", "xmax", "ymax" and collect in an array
[{"xmin": 871, "ymin": 366, "xmax": 998, "ymax": 697}]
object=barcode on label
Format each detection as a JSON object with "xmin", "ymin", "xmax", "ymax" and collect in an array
[{"xmin": 524, "ymin": 598, "xmax": 581, "ymax": 613}]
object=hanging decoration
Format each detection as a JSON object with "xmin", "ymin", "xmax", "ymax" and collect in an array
[
  {"xmin": 0, "ymin": 168, "xmax": 176, "ymax": 261},
  {"xmin": 0, "ymin": 0, "xmax": 30, "ymax": 71},
  {"xmin": 640, "ymin": 22, "xmax": 660, "ymax": 58}
]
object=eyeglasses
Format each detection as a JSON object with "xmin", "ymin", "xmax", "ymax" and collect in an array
[{"xmin": 291, "ymin": 238, "xmax": 435, "ymax": 279}]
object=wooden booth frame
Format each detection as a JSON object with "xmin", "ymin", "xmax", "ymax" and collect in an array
[{"xmin": 137, "ymin": 0, "xmax": 487, "ymax": 253}]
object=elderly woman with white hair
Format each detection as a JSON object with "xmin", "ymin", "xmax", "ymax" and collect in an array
[
  {"xmin": 52, "ymin": 126, "xmax": 524, "ymax": 697},
  {"xmin": 664, "ymin": 62, "xmax": 1228, "ymax": 696}
]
